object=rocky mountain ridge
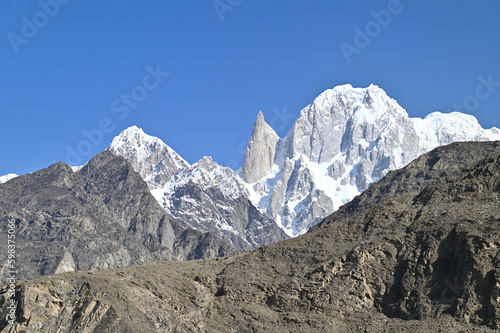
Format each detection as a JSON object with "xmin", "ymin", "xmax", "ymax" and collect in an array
[
  {"xmin": 0, "ymin": 150, "xmax": 235, "ymax": 281},
  {"xmin": 2, "ymin": 140, "xmax": 499, "ymax": 332},
  {"xmin": 109, "ymin": 126, "xmax": 289, "ymax": 252}
]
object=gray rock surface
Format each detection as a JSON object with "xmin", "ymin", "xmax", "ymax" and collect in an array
[
  {"xmin": 0, "ymin": 151, "xmax": 236, "ymax": 281},
  {"xmin": 242, "ymin": 111, "xmax": 280, "ymax": 183},
  {"xmin": 314, "ymin": 140, "xmax": 500, "ymax": 229},
  {"xmin": 163, "ymin": 156, "xmax": 289, "ymax": 250}
]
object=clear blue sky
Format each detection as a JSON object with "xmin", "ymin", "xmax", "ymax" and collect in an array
[{"xmin": 1, "ymin": 1, "xmax": 500, "ymax": 175}]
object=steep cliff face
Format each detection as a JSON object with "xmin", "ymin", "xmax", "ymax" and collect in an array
[
  {"xmin": 2, "ymin": 141, "xmax": 499, "ymax": 332},
  {"xmin": 242, "ymin": 111, "xmax": 280, "ymax": 183},
  {"xmin": 314, "ymin": 141, "xmax": 500, "ymax": 229},
  {"xmin": 155, "ymin": 156, "xmax": 288, "ymax": 250},
  {"xmin": 0, "ymin": 151, "xmax": 235, "ymax": 281}
]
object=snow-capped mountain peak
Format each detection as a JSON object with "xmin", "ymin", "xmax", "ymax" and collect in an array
[
  {"xmin": 109, "ymin": 126, "xmax": 189, "ymax": 188},
  {"xmin": 244, "ymin": 84, "xmax": 500, "ymax": 236},
  {"xmin": 280, "ymin": 84, "xmax": 411, "ymax": 166},
  {"xmin": 412, "ymin": 111, "xmax": 500, "ymax": 152},
  {"xmin": 109, "ymin": 125, "xmax": 156, "ymax": 147}
]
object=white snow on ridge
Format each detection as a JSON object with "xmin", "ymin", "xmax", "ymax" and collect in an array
[
  {"xmin": 109, "ymin": 125, "xmax": 190, "ymax": 190},
  {"xmin": 0, "ymin": 173, "xmax": 18, "ymax": 184},
  {"xmin": 71, "ymin": 165, "xmax": 84, "ymax": 172},
  {"xmin": 152, "ymin": 155, "xmax": 249, "ymax": 213},
  {"xmin": 243, "ymin": 163, "xmax": 281, "ymax": 212},
  {"xmin": 411, "ymin": 111, "xmax": 500, "ymax": 152}
]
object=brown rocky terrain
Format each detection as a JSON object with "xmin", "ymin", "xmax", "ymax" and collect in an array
[{"xmin": 1, "ymin": 141, "xmax": 499, "ymax": 332}]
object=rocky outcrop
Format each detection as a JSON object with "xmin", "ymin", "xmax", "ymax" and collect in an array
[
  {"xmin": 2, "ymin": 141, "xmax": 499, "ymax": 332},
  {"xmin": 0, "ymin": 151, "xmax": 235, "ymax": 281},
  {"xmin": 314, "ymin": 140, "xmax": 500, "ymax": 229},
  {"xmin": 242, "ymin": 111, "xmax": 280, "ymax": 183},
  {"xmin": 158, "ymin": 156, "xmax": 289, "ymax": 251}
]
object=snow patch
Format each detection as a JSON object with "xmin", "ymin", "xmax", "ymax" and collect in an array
[{"xmin": 0, "ymin": 173, "xmax": 18, "ymax": 184}]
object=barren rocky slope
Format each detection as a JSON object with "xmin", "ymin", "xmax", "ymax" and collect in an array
[
  {"xmin": 1, "ymin": 141, "xmax": 499, "ymax": 332},
  {"xmin": 0, "ymin": 151, "xmax": 235, "ymax": 281}
]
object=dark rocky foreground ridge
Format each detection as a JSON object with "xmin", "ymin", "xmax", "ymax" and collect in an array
[
  {"xmin": 0, "ymin": 151, "xmax": 236, "ymax": 281},
  {"xmin": 1, "ymin": 141, "xmax": 500, "ymax": 332}
]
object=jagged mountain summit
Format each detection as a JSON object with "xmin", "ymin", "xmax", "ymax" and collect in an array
[
  {"xmin": 242, "ymin": 111, "xmax": 280, "ymax": 183},
  {"xmin": 109, "ymin": 127, "xmax": 289, "ymax": 251},
  {"xmin": 242, "ymin": 84, "xmax": 500, "ymax": 236},
  {"xmin": 109, "ymin": 125, "xmax": 190, "ymax": 189}
]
